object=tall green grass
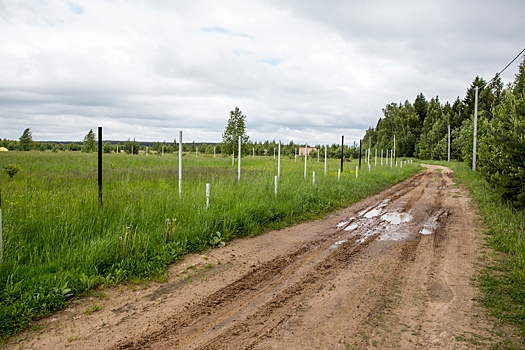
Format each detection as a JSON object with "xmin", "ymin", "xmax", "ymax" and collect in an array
[
  {"xmin": 446, "ymin": 162, "xmax": 525, "ymax": 344},
  {"xmin": 0, "ymin": 151, "xmax": 420, "ymax": 340}
]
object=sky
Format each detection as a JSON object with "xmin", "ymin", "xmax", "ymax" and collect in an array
[{"xmin": 0, "ymin": 0, "xmax": 524, "ymax": 145}]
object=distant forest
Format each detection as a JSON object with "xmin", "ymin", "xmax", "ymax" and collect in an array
[
  {"xmin": 1, "ymin": 133, "xmax": 362, "ymax": 160},
  {"xmin": 362, "ymin": 56, "xmax": 525, "ymax": 206}
]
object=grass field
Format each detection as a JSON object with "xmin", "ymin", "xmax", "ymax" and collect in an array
[{"xmin": 0, "ymin": 151, "xmax": 420, "ymax": 341}]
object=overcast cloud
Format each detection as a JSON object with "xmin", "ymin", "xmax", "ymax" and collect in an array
[{"xmin": 0, "ymin": 0, "xmax": 524, "ymax": 145}]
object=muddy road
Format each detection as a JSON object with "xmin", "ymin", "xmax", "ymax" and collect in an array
[{"xmin": 6, "ymin": 165, "xmax": 497, "ymax": 349}]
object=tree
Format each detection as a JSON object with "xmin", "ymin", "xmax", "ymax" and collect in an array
[
  {"xmin": 82, "ymin": 129, "xmax": 96, "ymax": 153},
  {"xmin": 513, "ymin": 55, "xmax": 525, "ymax": 95},
  {"xmin": 479, "ymin": 84, "xmax": 525, "ymax": 206},
  {"xmin": 416, "ymin": 97, "xmax": 445, "ymax": 159},
  {"xmin": 221, "ymin": 107, "xmax": 249, "ymax": 157},
  {"xmin": 19, "ymin": 128, "xmax": 33, "ymax": 151},
  {"xmin": 413, "ymin": 93, "xmax": 428, "ymax": 130},
  {"xmin": 123, "ymin": 138, "xmax": 138, "ymax": 154}
]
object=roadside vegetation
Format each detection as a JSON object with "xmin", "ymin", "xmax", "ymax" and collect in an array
[
  {"xmin": 0, "ymin": 151, "xmax": 420, "ymax": 341},
  {"xmin": 448, "ymin": 162, "xmax": 525, "ymax": 346}
]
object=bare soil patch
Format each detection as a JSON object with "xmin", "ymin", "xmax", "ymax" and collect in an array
[{"xmin": 4, "ymin": 165, "xmax": 504, "ymax": 349}]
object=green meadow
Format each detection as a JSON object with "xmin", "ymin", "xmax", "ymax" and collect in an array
[{"xmin": 0, "ymin": 151, "xmax": 420, "ymax": 340}]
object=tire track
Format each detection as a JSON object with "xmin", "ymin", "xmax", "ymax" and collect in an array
[{"xmin": 113, "ymin": 169, "xmax": 445, "ymax": 350}]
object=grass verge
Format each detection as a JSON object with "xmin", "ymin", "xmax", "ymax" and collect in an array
[{"xmin": 442, "ymin": 161, "xmax": 525, "ymax": 348}]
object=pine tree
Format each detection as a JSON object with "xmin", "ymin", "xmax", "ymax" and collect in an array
[{"xmin": 513, "ymin": 56, "xmax": 525, "ymax": 95}]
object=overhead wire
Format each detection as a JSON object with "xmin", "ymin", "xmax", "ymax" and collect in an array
[{"xmin": 488, "ymin": 47, "xmax": 525, "ymax": 84}]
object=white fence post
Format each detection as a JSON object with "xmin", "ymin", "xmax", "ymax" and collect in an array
[
  {"xmin": 304, "ymin": 144, "xmax": 308, "ymax": 179},
  {"xmin": 278, "ymin": 141, "xmax": 281, "ymax": 179},
  {"xmin": 274, "ymin": 175, "xmax": 278, "ymax": 196},
  {"xmin": 238, "ymin": 136, "xmax": 241, "ymax": 182},
  {"xmin": 178, "ymin": 131, "xmax": 182, "ymax": 197},
  {"xmin": 312, "ymin": 171, "xmax": 316, "ymax": 185},
  {"xmin": 356, "ymin": 166, "xmax": 359, "ymax": 178},
  {"xmin": 338, "ymin": 168, "xmax": 341, "ymax": 180}
]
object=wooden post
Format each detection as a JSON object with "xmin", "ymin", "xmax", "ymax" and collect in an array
[
  {"xmin": 340, "ymin": 135, "xmax": 344, "ymax": 172},
  {"xmin": 98, "ymin": 127, "xmax": 103, "ymax": 206}
]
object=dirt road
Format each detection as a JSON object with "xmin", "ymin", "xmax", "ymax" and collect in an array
[{"xmin": 5, "ymin": 165, "xmax": 498, "ymax": 349}]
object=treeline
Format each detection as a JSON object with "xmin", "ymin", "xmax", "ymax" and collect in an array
[
  {"xmin": 363, "ymin": 56, "xmax": 525, "ymax": 206},
  {"xmin": 1, "ymin": 133, "xmax": 362, "ymax": 160}
]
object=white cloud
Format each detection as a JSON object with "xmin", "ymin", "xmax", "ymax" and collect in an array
[{"xmin": 0, "ymin": 0, "xmax": 524, "ymax": 144}]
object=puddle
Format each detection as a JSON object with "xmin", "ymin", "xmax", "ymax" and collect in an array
[
  {"xmin": 363, "ymin": 208, "xmax": 382, "ymax": 218},
  {"xmin": 419, "ymin": 209, "xmax": 448, "ymax": 235},
  {"xmin": 359, "ymin": 199, "xmax": 390, "ymax": 218},
  {"xmin": 381, "ymin": 212, "xmax": 413, "ymax": 225},
  {"xmin": 336, "ymin": 221, "xmax": 349, "ymax": 228},
  {"xmin": 330, "ymin": 239, "xmax": 348, "ymax": 249},
  {"xmin": 344, "ymin": 223, "xmax": 359, "ymax": 231},
  {"xmin": 336, "ymin": 217, "xmax": 355, "ymax": 229},
  {"xmin": 420, "ymin": 227, "xmax": 433, "ymax": 235},
  {"xmin": 379, "ymin": 230, "xmax": 409, "ymax": 241}
]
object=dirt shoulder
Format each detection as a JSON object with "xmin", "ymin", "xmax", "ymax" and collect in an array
[{"xmin": 3, "ymin": 165, "xmax": 507, "ymax": 349}]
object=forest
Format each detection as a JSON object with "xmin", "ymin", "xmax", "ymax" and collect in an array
[{"xmin": 362, "ymin": 56, "xmax": 525, "ymax": 207}]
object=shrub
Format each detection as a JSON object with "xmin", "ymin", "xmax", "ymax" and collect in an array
[{"xmin": 4, "ymin": 164, "xmax": 20, "ymax": 178}]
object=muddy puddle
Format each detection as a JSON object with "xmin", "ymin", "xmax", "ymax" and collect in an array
[{"xmin": 337, "ymin": 204, "xmax": 417, "ymax": 242}]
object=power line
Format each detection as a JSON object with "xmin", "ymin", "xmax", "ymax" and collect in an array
[
  {"xmin": 497, "ymin": 47, "xmax": 525, "ymax": 76},
  {"xmin": 488, "ymin": 47, "xmax": 525, "ymax": 84}
]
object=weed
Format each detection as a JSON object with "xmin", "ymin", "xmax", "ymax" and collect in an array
[
  {"xmin": 3, "ymin": 163, "xmax": 20, "ymax": 178},
  {"xmin": 84, "ymin": 304, "xmax": 101, "ymax": 315}
]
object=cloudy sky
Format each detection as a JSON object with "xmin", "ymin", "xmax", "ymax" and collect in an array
[{"xmin": 1, "ymin": 0, "xmax": 524, "ymax": 145}]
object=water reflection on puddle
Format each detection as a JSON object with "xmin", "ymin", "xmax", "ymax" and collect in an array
[
  {"xmin": 344, "ymin": 223, "xmax": 359, "ymax": 231},
  {"xmin": 336, "ymin": 204, "xmax": 416, "ymax": 242},
  {"xmin": 330, "ymin": 239, "xmax": 348, "ymax": 249},
  {"xmin": 363, "ymin": 208, "xmax": 382, "ymax": 218},
  {"xmin": 359, "ymin": 199, "xmax": 390, "ymax": 218},
  {"xmin": 381, "ymin": 212, "xmax": 413, "ymax": 225},
  {"xmin": 379, "ymin": 231, "xmax": 409, "ymax": 241},
  {"xmin": 336, "ymin": 221, "xmax": 349, "ymax": 228}
]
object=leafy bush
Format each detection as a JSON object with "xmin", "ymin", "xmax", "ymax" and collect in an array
[{"xmin": 3, "ymin": 164, "xmax": 20, "ymax": 178}]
